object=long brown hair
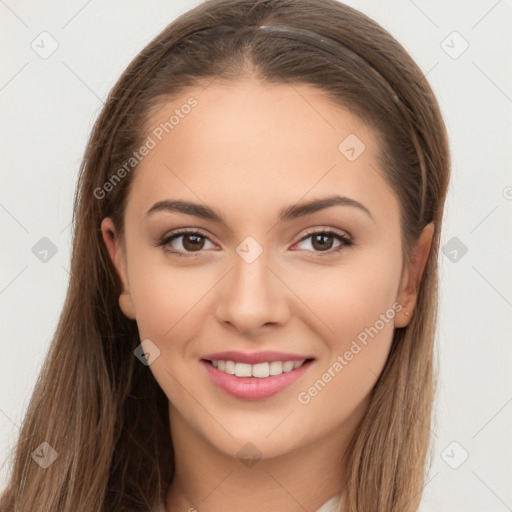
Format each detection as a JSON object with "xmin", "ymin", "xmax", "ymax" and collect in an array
[{"xmin": 0, "ymin": 1, "xmax": 450, "ymax": 510}]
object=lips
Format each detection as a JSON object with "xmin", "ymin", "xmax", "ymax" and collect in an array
[{"xmin": 200, "ymin": 350, "xmax": 316, "ymax": 400}]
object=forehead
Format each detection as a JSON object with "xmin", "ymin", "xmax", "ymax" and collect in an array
[{"xmin": 126, "ymin": 80, "xmax": 398, "ymax": 226}]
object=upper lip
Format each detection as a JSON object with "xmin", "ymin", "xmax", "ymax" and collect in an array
[{"xmin": 201, "ymin": 351, "xmax": 315, "ymax": 365}]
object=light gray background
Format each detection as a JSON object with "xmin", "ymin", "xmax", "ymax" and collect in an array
[{"xmin": 1, "ymin": 1, "xmax": 511, "ymax": 510}]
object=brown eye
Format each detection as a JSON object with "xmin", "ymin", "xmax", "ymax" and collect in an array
[
  {"xmin": 295, "ymin": 229, "xmax": 353, "ymax": 256},
  {"xmin": 158, "ymin": 230, "xmax": 216, "ymax": 256},
  {"xmin": 182, "ymin": 233, "xmax": 206, "ymax": 251},
  {"xmin": 311, "ymin": 233, "xmax": 335, "ymax": 251}
]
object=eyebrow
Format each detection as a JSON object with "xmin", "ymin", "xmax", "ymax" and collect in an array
[{"xmin": 146, "ymin": 194, "xmax": 373, "ymax": 224}]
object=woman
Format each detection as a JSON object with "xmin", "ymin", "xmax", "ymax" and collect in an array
[{"xmin": 0, "ymin": 0, "xmax": 450, "ymax": 510}]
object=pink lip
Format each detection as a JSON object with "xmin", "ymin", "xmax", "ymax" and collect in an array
[
  {"xmin": 200, "ymin": 359, "xmax": 315, "ymax": 400},
  {"xmin": 201, "ymin": 350, "xmax": 314, "ymax": 365}
]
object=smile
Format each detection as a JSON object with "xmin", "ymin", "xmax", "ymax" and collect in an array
[{"xmin": 200, "ymin": 358, "xmax": 315, "ymax": 400}]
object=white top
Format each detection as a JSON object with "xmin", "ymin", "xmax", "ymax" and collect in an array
[{"xmin": 316, "ymin": 494, "xmax": 343, "ymax": 511}]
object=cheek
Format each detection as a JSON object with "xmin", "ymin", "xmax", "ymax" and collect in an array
[
  {"xmin": 128, "ymin": 261, "xmax": 214, "ymax": 404},
  {"xmin": 290, "ymin": 246, "xmax": 403, "ymax": 347},
  {"xmin": 288, "ymin": 245, "xmax": 402, "ymax": 407},
  {"xmin": 291, "ymin": 263, "xmax": 401, "ymax": 444},
  {"xmin": 128, "ymin": 252, "xmax": 216, "ymax": 342}
]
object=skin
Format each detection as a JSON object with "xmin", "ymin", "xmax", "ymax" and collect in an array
[{"xmin": 101, "ymin": 79, "xmax": 433, "ymax": 512}]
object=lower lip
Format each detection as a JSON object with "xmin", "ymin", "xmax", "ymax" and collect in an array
[{"xmin": 200, "ymin": 359, "xmax": 315, "ymax": 400}]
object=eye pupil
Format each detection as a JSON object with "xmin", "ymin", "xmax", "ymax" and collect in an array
[
  {"xmin": 183, "ymin": 234, "xmax": 204, "ymax": 251},
  {"xmin": 312, "ymin": 233, "xmax": 333, "ymax": 251}
]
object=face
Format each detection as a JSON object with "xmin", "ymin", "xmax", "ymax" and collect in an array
[{"xmin": 102, "ymin": 79, "xmax": 431, "ymax": 462}]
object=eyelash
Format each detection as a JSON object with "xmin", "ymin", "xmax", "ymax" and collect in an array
[{"xmin": 157, "ymin": 227, "xmax": 353, "ymax": 258}]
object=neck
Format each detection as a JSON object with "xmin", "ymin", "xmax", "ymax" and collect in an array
[{"xmin": 164, "ymin": 402, "xmax": 360, "ymax": 512}]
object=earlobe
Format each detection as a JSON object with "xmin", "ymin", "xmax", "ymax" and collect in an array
[
  {"xmin": 395, "ymin": 222, "xmax": 435, "ymax": 328},
  {"xmin": 118, "ymin": 292, "xmax": 136, "ymax": 320},
  {"xmin": 100, "ymin": 217, "xmax": 136, "ymax": 320}
]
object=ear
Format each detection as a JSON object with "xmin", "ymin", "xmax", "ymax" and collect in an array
[
  {"xmin": 395, "ymin": 222, "xmax": 435, "ymax": 328},
  {"xmin": 100, "ymin": 217, "xmax": 136, "ymax": 320}
]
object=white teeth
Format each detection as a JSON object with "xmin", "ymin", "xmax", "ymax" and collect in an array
[
  {"xmin": 252, "ymin": 362, "xmax": 269, "ymax": 378},
  {"xmin": 225, "ymin": 360, "xmax": 236, "ymax": 374},
  {"xmin": 282, "ymin": 361, "xmax": 295, "ymax": 372},
  {"xmin": 269, "ymin": 361, "xmax": 282, "ymax": 375},
  {"xmin": 234, "ymin": 363, "xmax": 252, "ymax": 377},
  {"xmin": 210, "ymin": 359, "xmax": 307, "ymax": 377}
]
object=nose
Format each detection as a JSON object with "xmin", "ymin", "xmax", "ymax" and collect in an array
[{"xmin": 215, "ymin": 249, "xmax": 290, "ymax": 335}]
